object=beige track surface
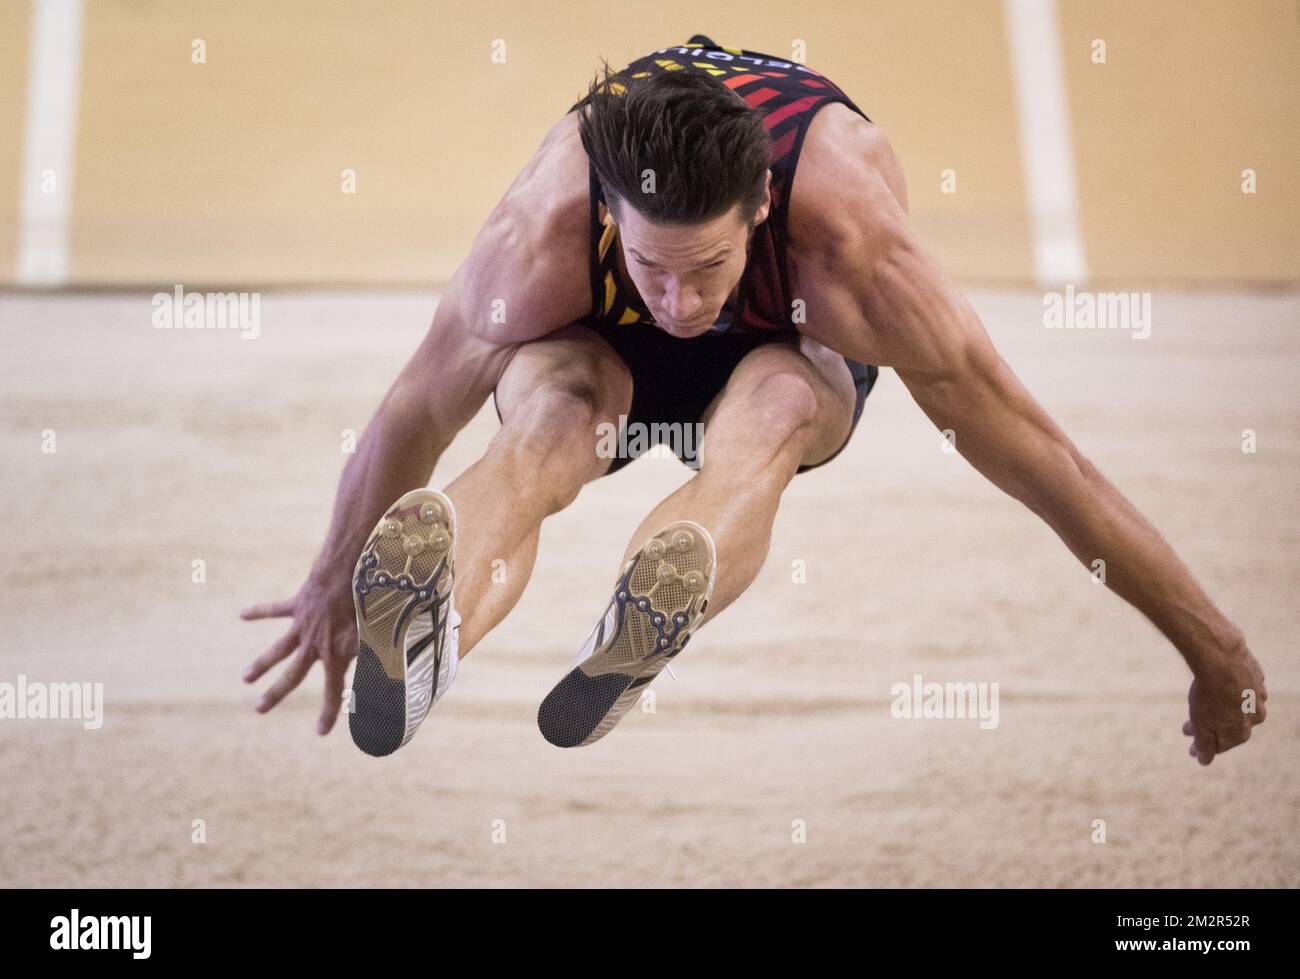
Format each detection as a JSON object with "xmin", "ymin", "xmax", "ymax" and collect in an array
[
  {"xmin": 1, "ymin": 290, "xmax": 1296, "ymax": 886},
  {"xmin": 3, "ymin": 2, "xmax": 1297, "ymax": 287}
]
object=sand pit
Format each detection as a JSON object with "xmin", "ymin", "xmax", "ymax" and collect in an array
[{"xmin": 1, "ymin": 289, "xmax": 1296, "ymax": 887}]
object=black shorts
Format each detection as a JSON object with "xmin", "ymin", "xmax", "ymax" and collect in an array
[{"xmin": 494, "ymin": 322, "xmax": 878, "ymax": 478}]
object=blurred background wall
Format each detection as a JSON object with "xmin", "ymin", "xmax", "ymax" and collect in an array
[{"xmin": 1, "ymin": 0, "xmax": 1296, "ymax": 290}]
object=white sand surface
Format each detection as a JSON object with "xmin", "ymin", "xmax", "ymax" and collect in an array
[{"xmin": 1, "ymin": 289, "xmax": 1296, "ymax": 886}]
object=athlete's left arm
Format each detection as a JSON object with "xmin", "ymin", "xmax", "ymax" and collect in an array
[{"xmin": 795, "ymin": 125, "xmax": 1266, "ymax": 765}]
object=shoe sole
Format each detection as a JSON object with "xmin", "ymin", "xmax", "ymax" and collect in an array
[
  {"xmin": 349, "ymin": 488, "xmax": 456, "ymax": 757},
  {"xmin": 537, "ymin": 520, "xmax": 716, "ymax": 748}
]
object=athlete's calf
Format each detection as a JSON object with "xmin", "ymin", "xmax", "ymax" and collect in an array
[
  {"xmin": 447, "ymin": 340, "xmax": 632, "ymax": 657},
  {"xmin": 620, "ymin": 344, "xmax": 853, "ymax": 624}
]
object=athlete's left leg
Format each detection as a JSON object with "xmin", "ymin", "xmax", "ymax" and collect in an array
[
  {"xmin": 616, "ymin": 334, "xmax": 858, "ymax": 622},
  {"xmin": 534, "ymin": 334, "xmax": 859, "ymax": 747}
]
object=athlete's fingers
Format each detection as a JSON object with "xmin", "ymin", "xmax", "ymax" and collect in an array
[
  {"xmin": 256, "ymin": 650, "xmax": 315, "ymax": 713},
  {"xmin": 242, "ymin": 630, "xmax": 299, "ymax": 683},
  {"xmin": 1193, "ymin": 729, "xmax": 1217, "ymax": 766},
  {"xmin": 1182, "ymin": 720, "xmax": 1194, "ymax": 736},
  {"xmin": 241, "ymin": 599, "xmax": 295, "ymax": 621},
  {"xmin": 317, "ymin": 662, "xmax": 346, "ymax": 736}
]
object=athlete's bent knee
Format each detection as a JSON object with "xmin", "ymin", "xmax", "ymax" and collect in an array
[
  {"xmin": 700, "ymin": 370, "xmax": 821, "ymax": 478},
  {"xmin": 497, "ymin": 380, "xmax": 615, "ymax": 509},
  {"xmin": 742, "ymin": 370, "xmax": 820, "ymax": 438},
  {"xmin": 511, "ymin": 380, "xmax": 606, "ymax": 436}
]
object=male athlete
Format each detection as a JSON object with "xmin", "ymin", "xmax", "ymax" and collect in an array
[{"xmin": 241, "ymin": 36, "xmax": 1266, "ymax": 759}]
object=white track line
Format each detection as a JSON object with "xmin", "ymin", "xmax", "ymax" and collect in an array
[
  {"xmin": 1003, "ymin": 0, "xmax": 1088, "ymax": 286},
  {"xmin": 17, "ymin": 0, "xmax": 86, "ymax": 286}
]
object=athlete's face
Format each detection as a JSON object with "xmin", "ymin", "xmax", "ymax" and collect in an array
[{"xmin": 616, "ymin": 173, "xmax": 772, "ymax": 338}]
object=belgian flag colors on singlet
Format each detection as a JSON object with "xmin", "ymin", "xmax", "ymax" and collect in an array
[{"xmin": 568, "ymin": 35, "xmax": 872, "ymax": 336}]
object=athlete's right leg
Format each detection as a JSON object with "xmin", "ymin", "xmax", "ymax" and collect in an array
[{"xmin": 443, "ymin": 322, "xmax": 632, "ymax": 658}]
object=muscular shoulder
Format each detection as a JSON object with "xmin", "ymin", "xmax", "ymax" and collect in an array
[
  {"xmin": 786, "ymin": 103, "xmax": 910, "ymax": 270},
  {"xmin": 781, "ymin": 105, "xmax": 942, "ymax": 369},
  {"xmin": 446, "ymin": 112, "xmax": 593, "ymax": 343}
]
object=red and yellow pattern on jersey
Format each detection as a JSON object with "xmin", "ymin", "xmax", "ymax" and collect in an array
[{"xmin": 569, "ymin": 35, "xmax": 871, "ymax": 336}]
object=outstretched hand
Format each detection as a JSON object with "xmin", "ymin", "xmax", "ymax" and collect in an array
[{"xmin": 240, "ymin": 576, "xmax": 357, "ymax": 735}]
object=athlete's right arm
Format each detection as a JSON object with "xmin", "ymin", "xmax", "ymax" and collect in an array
[
  {"xmin": 301, "ymin": 266, "xmax": 515, "ymax": 600},
  {"xmin": 238, "ymin": 114, "xmax": 594, "ymax": 736}
]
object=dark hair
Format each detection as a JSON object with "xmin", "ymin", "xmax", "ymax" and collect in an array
[{"xmin": 574, "ymin": 58, "xmax": 771, "ymax": 228}]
